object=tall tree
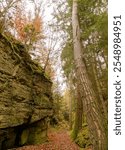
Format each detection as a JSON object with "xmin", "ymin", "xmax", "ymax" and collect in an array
[{"xmin": 72, "ymin": 0, "xmax": 107, "ymax": 149}]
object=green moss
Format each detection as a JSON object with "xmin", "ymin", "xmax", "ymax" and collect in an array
[
  {"xmin": 1, "ymin": 33, "xmax": 22, "ymax": 61},
  {"xmin": 20, "ymin": 129, "xmax": 29, "ymax": 145},
  {"xmin": 26, "ymin": 61, "xmax": 44, "ymax": 76},
  {"xmin": 75, "ymin": 125, "xmax": 91, "ymax": 148},
  {"xmin": 71, "ymin": 127, "xmax": 78, "ymax": 140},
  {"xmin": 28, "ymin": 126, "xmax": 47, "ymax": 144},
  {"xmin": 44, "ymin": 72, "xmax": 51, "ymax": 81},
  {"xmin": 72, "ymin": 115, "xmax": 92, "ymax": 149}
]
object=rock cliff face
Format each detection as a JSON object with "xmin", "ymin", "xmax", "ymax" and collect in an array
[{"xmin": 0, "ymin": 34, "xmax": 53, "ymax": 150}]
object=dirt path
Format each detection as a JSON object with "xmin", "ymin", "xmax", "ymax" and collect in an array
[{"xmin": 16, "ymin": 130, "xmax": 79, "ymax": 150}]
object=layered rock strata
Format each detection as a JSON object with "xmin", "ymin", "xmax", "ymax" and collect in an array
[{"xmin": 0, "ymin": 34, "xmax": 53, "ymax": 150}]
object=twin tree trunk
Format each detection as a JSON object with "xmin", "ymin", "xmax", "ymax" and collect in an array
[{"xmin": 72, "ymin": 0, "xmax": 107, "ymax": 150}]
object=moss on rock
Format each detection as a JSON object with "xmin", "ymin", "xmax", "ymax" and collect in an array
[
  {"xmin": 20, "ymin": 129, "xmax": 29, "ymax": 145},
  {"xmin": 0, "ymin": 33, "xmax": 53, "ymax": 149}
]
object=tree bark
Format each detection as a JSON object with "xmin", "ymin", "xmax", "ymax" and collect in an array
[
  {"xmin": 76, "ymin": 83, "xmax": 83, "ymax": 130},
  {"xmin": 72, "ymin": 0, "xmax": 107, "ymax": 149},
  {"xmin": 69, "ymin": 89, "xmax": 73, "ymax": 130},
  {"xmin": 92, "ymin": 52, "xmax": 107, "ymax": 120},
  {"xmin": 72, "ymin": 83, "xmax": 83, "ymax": 139}
]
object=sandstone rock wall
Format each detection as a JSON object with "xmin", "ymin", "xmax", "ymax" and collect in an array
[{"xmin": 0, "ymin": 34, "xmax": 53, "ymax": 150}]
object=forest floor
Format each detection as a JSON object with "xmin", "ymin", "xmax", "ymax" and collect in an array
[{"xmin": 15, "ymin": 129, "xmax": 80, "ymax": 150}]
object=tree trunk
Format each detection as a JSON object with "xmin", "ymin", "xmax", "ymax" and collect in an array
[
  {"xmin": 72, "ymin": 0, "xmax": 107, "ymax": 149},
  {"xmin": 72, "ymin": 83, "xmax": 83, "ymax": 139},
  {"xmin": 68, "ymin": 79, "xmax": 74, "ymax": 130},
  {"xmin": 69, "ymin": 89, "xmax": 73, "ymax": 130},
  {"xmin": 76, "ymin": 83, "xmax": 83, "ymax": 130},
  {"xmin": 92, "ymin": 53, "xmax": 107, "ymax": 120}
]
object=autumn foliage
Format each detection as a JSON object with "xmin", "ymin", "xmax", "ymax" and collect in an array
[{"xmin": 14, "ymin": 7, "xmax": 43, "ymax": 44}]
